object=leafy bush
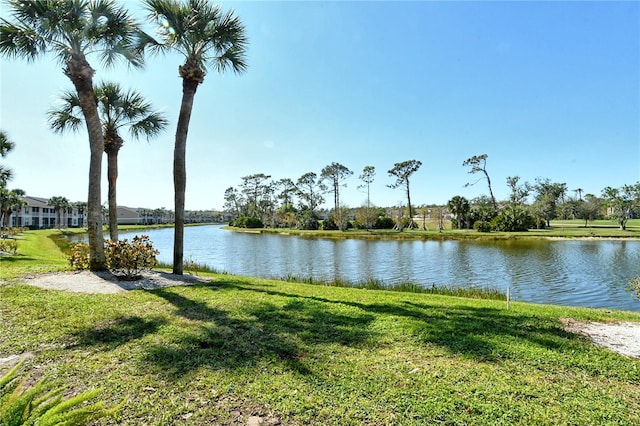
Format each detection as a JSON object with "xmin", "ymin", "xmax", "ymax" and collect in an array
[
  {"xmin": 68, "ymin": 236, "xmax": 158, "ymax": 280},
  {"xmin": 68, "ymin": 243, "xmax": 90, "ymax": 270},
  {"xmin": 473, "ymin": 220, "xmax": 492, "ymax": 233},
  {"xmin": 0, "ymin": 361, "xmax": 120, "ymax": 426},
  {"xmin": 373, "ymin": 216, "xmax": 395, "ymax": 229},
  {"xmin": 230, "ymin": 216, "xmax": 264, "ymax": 228},
  {"xmin": 321, "ymin": 217, "xmax": 338, "ymax": 230},
  {"xmin": 491, "ymin": 205, "xmax": 535, "ymax": 232},
  {"xmin": 105, "ymin": 236, "xmax": 159, "ymax": 280},
  {"xmin": 0, "ymin": 239, "xmax": 18, "ymax": 254},
  {"xmin": 629, "ymin": 276, "xmax": 640, "ymax": 298}
]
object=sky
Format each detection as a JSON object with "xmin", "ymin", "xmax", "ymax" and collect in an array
[{"xmin": 1, "ymin": 0, "xmax": 639, "ymax": 211}]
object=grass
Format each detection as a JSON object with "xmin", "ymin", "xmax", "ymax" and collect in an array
[{"xmin": 1, "ymin": 230, "xmax": 640, "ymax": 425}]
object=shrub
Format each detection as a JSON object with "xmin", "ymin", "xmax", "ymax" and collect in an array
[
  {"xmin": 0, "ymin": 361, "xmax": 120, "ymax": 426},
  {"xmin": 321, "ymin": 217, "xmax": 338, "ymax": 230},
  {"xmin": 230, "ymin": 216, "xmax": 264, "ymax": 228},
  {"xmin": 0, "ymin": 239, "xmax": 18, "ymax": 254},
  {"xmin": 68, "ymin": 236, "xmax": 158, "ymax": 280},
  {"xmin": 629, "ymin": 276, "xmax": 640, "ymax": 298},
  {"xmin": 473, "ymin": 220, "xmax": 492, "ymax": 233},
  {"xmin": 68, "ymin": 243, "xmax": 90, "ymax": 270},
  {"xmin": 373, "ymin": 216, "xmax": 395, "ymax": 229},
  {"xmin": 105, "ymin": 235, "xmax": 159, "ymax": 280}
]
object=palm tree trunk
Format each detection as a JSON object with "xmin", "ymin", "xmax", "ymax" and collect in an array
[
  {"xmin": 66, "ymin": 55, "xmax": 106, "ymax": 271},
  {"xmin": 173, "ymin": 79, "xmax": 199, "ymax": 275},
  {"xmin": 107, "ymin": 149, "xmax": 119, "ymax": 241}
]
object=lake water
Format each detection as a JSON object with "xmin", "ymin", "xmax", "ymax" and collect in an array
[{"xmin": 90, "ymin": 225, "xmax": 640, "ymax": 312}]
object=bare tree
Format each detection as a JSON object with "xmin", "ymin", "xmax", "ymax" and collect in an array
[{"xmin": 463, "ymin": 154, "xmax": 497, "ymax": 212}]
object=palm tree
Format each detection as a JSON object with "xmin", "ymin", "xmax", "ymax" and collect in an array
[
  {"xmin": 1, "ymin": 0, "xmax": 143, "ymax": 270},
  {"xmin": 48, "ymin": 196, "xmax": 70, "ymax": 229},
  {"xmin": 0, "ymin": 130, "xmax": 15, "ymax": 187},
  {"xmin": 141, "ymin": 0, "xmax": 248, "ymax": 274},
  {"xmin": 2, "ymin": 188, "xmax": 27, "ymax": 229},
  {"xmin": 73, "ymin": 201, "xmax": 87, "ymax": 228},
  {"xmin": 48, "ymin": 82, "xmax": 168, "ymax": 241}
]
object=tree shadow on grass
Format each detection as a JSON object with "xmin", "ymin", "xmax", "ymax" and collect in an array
[
  {"xmin": 224, "ymin": 283, "xmax": 602, "ymax": 365},
  {"xmin": 69, "ymin": 316, "xmax": 169, "ymax": 350},
  {"xmin": 140, "ymin": 287, "xmax": 377, "ymax": 379}
]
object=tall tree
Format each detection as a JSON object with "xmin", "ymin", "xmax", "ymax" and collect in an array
[
  {"xmin": 48, "ymin": 82, "xmax": 167, "ymax": 241},
  {"xmin": 0, "ymin": 130, "xmax": 16, "ymax": 187},
  {"xmin": 320, "ymin": 162, "xmax": 353, "ymax": 230},
  {"xmin": 602, "ymin": 183, "xmax": 640, "ymax": 230},
  {"xmin": 1, "ymin": 0, "xmax": 143, "ymax": 270},
  {"xmin": 241, "ymin": 173, "xmax": 271, "ymax": 220},
  {"xmin": 357, "ymin": 166, "xmax": 376, "ymax": 229},
  {"xmin": 463, "ymin": 154, "xmax": 497, "ymax": 212},
  {"xmin": 387, "ymin": 160, "xmax": 422, "ymax": 228},
  {"xmin": 0, "ymin": 188, "xmax": 25, "ymax": 229},
  {"xmin": 296, "ymin": 172, "xmax": 325, "ymax": 230},
  {"xmin": 142, "ymin": 0, "xmax": 248, "ymax": 275},
  {"xmin": 48, "ymin": 196, "xmax": 70, "ymax": 229},
  {"xmin": 532, "ymin": 178, "xmax": 567, "ymax": 227},
  {"xmin": 358, "ymin": 166, "xmax": 375, "ymax": 210},
  {"xmin": 73, "ymin": 201, "xmax": 87, "ymax": 228}
]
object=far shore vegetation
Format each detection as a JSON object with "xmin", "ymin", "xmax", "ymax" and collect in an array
[
  {"xmin": 1, "ymin": 227, "xmax": 640, "ymax": 425},
  {"xmin": 227, "ymin": 218, "xmax": 640, "ymax": 241}
]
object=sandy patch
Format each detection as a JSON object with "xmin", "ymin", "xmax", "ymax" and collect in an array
[
  {"xmin": 18, "ymin": 270, "xmax": 210, "ymax": 294},
  {"xmin": 562, "ymin": 319, "xmax": 640, "ymax": 359}
]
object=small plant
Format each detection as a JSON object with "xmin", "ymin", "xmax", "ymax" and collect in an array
[
  {"xmin": 473, "ymin": 220, "xmax": 492, "ymax": 233},
  {"xmin": 628, "ymin": 276, "xmax": 640, "ymax": 298},
  {"xmin": 68, "ymin": 243, "xmax": 90, "ymax": 270},
  {"xmin": 105, "ymin": 235, "xmax": 159, "ymax": 280},
  {"xmin": 0, "ymin": 361, "xmax": 121, "ymax": 426},
  {"xmin": 67, "ymin": 236, "xmax": 158, "ymax": 279},
  {"xmin": 0, "ymin": 239, "xmax": 18, "ymax": 254}
]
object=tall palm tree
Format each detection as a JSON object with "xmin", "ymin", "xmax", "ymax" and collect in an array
[
  {"xmin": 141, "ymin": 0, "xmax": 248, "ymax": 275},
  {"xmin": 0, "ymin": 130, "xmax": 15, "ymax": 187},
  {"xmin": 48, "ymin": 196, "xmax": 70, "ymax": 229},
  {"xmin": 73, "ymin": 201, "xmax": 87, "ymax": 228},
  {"xmin": 1, "ymin": 0, "xmax": 143, "ymax": 270},
  {"xmin": 48, "ymin": 82, "xmax": 168, "ymax": 241}
]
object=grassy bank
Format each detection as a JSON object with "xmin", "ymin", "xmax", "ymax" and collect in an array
[{"xmin": 1, "ymin": 230, "xmax": 640, "ymax": 425}]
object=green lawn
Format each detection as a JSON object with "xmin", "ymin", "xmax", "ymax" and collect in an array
[{"xmin": 1, "ymin": 229, "xmax": 639, "ymax": 425}]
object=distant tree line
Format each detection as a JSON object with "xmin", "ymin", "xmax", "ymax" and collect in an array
[
  {"xmin": 224, "ymin": 160, "xmax": 425, "ymax": 230},
  {"xmin": 225, "ymin": 154, "xmax": 640, "ymax": 232}
]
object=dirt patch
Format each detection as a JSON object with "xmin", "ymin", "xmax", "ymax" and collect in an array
[
  {"xmin": 562, "ymin": 318, "xmax": 640, "ymax": 359},
  {"xmin": 18, "ymin": 270, "xmax": 211, "ymax": 294}
]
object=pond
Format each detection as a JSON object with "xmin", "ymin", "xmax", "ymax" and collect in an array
[{"xmin": 83, "ymin": 225, "xmax": 640, "ymax": 312}]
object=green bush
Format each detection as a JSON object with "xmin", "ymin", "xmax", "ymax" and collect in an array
[
  {"xmin": 0, "ymin": 239, "xmax": 18, "ymax": 254},
  {"xmin": 321, "ymin": 217, "xmax": 338, "ymax": 230},
  {"xmin": 0, "ymin": 361, "xmax": 120, "ymax": 426},
  {"xmin": 473, "ymin": 220, "xmax": 492, "ymax": 233},
  {"xmin": 68, "ymin": 236, "xmax": 158, "ymax": 280},
  {"xmin": 491, "ymin": 205, "xmax": 535, "ymax": 232},
  {"xmin": 105, "ymin": 236, "xmax": 159, "ymax": 280},
  {"xmin": 230, "ymin": 216, "xmax": 264, "ymax": 228},
  {"xmin": 373, "ymin": 217, "xmax": 395, "ymax": 229}
]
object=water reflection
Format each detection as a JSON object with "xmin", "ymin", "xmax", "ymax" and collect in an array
[{"xmin": 74, "ymin": 225, "xmax": 640, "ymax": 311}]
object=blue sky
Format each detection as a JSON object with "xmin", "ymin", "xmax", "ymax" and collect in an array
[{"xmin": 1, "ymin": 0, "xmax": 638, "ymax": 211}]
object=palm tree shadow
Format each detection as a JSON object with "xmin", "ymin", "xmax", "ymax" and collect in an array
[
  {"xmin": 141, "ymin": 287, "xmax": 377, "ymax": 379},
  {"xmin": 226, "ymin": 284, "xmax": 589, "ymax": 363},
  {"xmin": 70, "ymin": 316, "xmax": 168, "ymax": 350}
]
